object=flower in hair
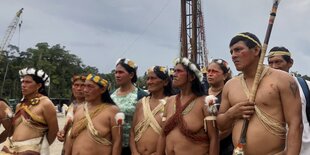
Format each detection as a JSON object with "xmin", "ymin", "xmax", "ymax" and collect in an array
[
  {"xmin": 125, "ymin": 59, "xmax": 137, "ymax": 69},
  {"xmin": 173, "ymin": 57, "xmax": 203, "ymax": 82},
  {"xmin": 159, "ymin": 66, "xmax": 167, "ymax": 73},
  {"xmin": 116, "ymin": 58, "xmax": 137, "ymax": 69},
  {"xmin": 86, "ymin": 74, "xmax": 108, "ymax": 88}
]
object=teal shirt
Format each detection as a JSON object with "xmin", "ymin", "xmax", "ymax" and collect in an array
[{"xmin": 111, "ymin": 87, "xmax": 138, "ymax": 147}]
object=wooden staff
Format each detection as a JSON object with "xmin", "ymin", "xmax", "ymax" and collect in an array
[{"xmin": 233, "ymin": 0, "xmax": 281, "ymax": 154}]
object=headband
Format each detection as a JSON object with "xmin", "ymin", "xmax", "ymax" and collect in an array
[
  {"xmin": 71, "ymin": 75, "xmax": 86, "ymax": 83},
  {"xmin": 236, "ymin": 33, "xmax": 261, "ymax": 48},
  {"xmin": 19, "ymin": 68, "xmax": 50, "ymax": 86},
  {"xmin": 268, "ymin": 51, "xmax": 291, "ymax": 57},
  {"xmin": 147, "ymin": 66, "xmax": 168, "ymax": 74},
  {"xmin": 173, "ymin": 57, "xmax": 203, "ymax": 82},
  {"xmin": 147, "ymin": 66, "xmax": 170, "ymax": 79},
  {"xmin": 209, "ymin": 59, "xmax": 231, "ymax": 73},
  {"xmin": 86, "ymin": 74, "xmax": 108, "ymax": 88},
  {"xmin": 116, "ymin": 58, "xmax": 137, "ymax": 70}
]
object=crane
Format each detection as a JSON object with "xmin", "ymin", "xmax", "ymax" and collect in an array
[
  {"xmin": 0, "ymin": 8, "xmax": 23, "ymax": 96},
  {"xmin": 0, "ymin": 8, "xmax": 23, "ymax": 56}
]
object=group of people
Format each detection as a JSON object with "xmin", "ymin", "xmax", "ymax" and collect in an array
[{"xmin": 0, "ymin": 31, "xmax": 309, "ymax": 155}]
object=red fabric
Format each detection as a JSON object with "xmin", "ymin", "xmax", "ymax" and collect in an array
[{"xmin": 163, "ymin": 94, "xmax": 209, "ymax": 143}]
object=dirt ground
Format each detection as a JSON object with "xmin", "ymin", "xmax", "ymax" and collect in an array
[{"xmin": 0, "ymin": 113, "xmax": 67, "ymax": 155}]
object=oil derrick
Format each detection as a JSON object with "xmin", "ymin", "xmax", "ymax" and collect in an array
[{"xmin": 180, "ymin": 0, "xmax": 208, "ymax": 69}]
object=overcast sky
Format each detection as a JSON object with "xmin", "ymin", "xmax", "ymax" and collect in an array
[{"xmin": 1, "ymin": 0, "xmax": 310, "ymax": 76}]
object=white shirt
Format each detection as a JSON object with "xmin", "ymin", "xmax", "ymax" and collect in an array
[{"xmin": 294, "ymin": 77, "xmax": 310, "ymax": 155}]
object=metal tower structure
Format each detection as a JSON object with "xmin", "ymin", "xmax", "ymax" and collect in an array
[
  {"xmin": 0, "ymin": 8, "xmax": 23, "ymax": 96},
  {"xmin": 0, "ymin": 8, "xmax": 23, "ymax": 55},
  {"xmin": 180, "ymin": 0, "xmax": 208, "ymax": 69}
]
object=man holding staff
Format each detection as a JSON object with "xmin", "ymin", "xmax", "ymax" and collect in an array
[{"xmin": 217, "ymin": 32, "xmax": 302, "ymax": 155}]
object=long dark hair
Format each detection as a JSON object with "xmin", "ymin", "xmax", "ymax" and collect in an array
[
  {"xmin": 148, "ymin": 66, "xmax": 174, "ymax": 96},
  {"xmin": 101, "ymin": 90, "xmax": 115, "ymax": 105},
  {"xmin": 180, "ymin": 63, "xmax": 205, "ymax": 97},
  {"xmin": 30, "ymin": 75, "xmax": 48, "ymax": 96}
]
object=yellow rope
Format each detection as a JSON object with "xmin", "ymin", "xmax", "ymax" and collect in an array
[
  {"xmin": 240, "ymin": 67, "xmax": 286, "ymax": 138},
  {"xmin": 134, "ymin": 97, "xmax": 165, "ymax": 142}
]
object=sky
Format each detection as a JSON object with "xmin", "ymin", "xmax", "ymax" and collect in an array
[{"xmin": 1, "ymin": 0, "xmax": 310, "ymax": 76}]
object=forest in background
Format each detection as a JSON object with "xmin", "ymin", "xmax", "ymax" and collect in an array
[{"xmin": 1, "ymin": 42, "xmax": 309, "ymax": 102}]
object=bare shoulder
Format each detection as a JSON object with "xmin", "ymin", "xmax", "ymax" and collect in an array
[
  {"xmin": 222, "ymin": 76, "xmax": 240, "ymax": 91},
  {"xmin": 194, "ymin": 96, "xmax": 209, "ymax": 111},
  {"xmin": 40, "ymin": 96, "xmax": 56, "ymax": 110},
  {"xmin": 267, "ymin": 68, "xmax": 295, "ymax": 84},
  {"xmin": 135, "ymin": 97, "xmax": 144, "ymax": 110},
  {"xmin": 167, "ymin": 95, "xmax": 176, "ymax": 103},
  {"xmin": 0, "ymin": 101, "xmax": 9, "ymax": 117},
  {"xmin": 0, "ymin": 101, "xmax": 9, "ymax": 109},
  {"xmin": 268, "ymin": 68, "xmax": 291, "ymax": 78},
  {"xmin": 107, "ymin": 104, "xmax": 120, "ymax": 114},
  {"xmin": 166, "ymin": 95, "xmax": 176, "ymax": 107},
  {"xmin": 195, "ymin": 95, "xmax": 206, "ymax": 104}
]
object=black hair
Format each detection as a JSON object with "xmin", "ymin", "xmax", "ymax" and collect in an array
[
  {"xmin": 268, "ymin": 46, "xmax": 293, "ymax": 63},
  {"xmin": 29, "ymin": 74, "xmax": 48, "ymax": 96},
  {"xmin": 209, "ymin": 59, "xmax": 232, "ymax": 83},
  {"xmin": 88, "ymin": 74, "xmax": 115, "ymax": 105},
  {"xmin": 0, "ymin": 98, "xmax": 9, "ymax": 105},
  {"xmin": 70, "ymin": 75, "xmax": 86, "ymax": 103},
  {"xmin": 229, "ymin": 32, "xmax": 262, "ymax": 55},
  {"xmin": 116, "ymin": 58, "xmax": 138, "ymax": 83},
  {"xmin": 150, "ymin": 66, "xmax": 174, "ymax": 96},
  {"xmin": 101, "ymin": 89, "xmax": 115, "ymax": 105},
  {"xmin": 179, "ymin": 63, "xmax": 205, "ymax": 97}
]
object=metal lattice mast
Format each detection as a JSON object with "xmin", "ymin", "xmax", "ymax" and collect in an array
[
  {"xmin": 0, "ymin": 8, "xmax": 23, "ymax": 54},
  {"xmin": 180, "ymin": 0, "xmax": 208, "ymax": 68}
]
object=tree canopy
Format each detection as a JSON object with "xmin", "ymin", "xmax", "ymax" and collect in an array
[{"xmin": 0, "ymin": 43, "xmax": 114, "ymax": 100}]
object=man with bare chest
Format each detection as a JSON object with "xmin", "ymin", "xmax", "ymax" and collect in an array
[
  {"xmin": 217, "ymin": 32, "xmax": 303, "ymax": 155},
  {"xmin": 1, "ymin": 68, "xmax": 58, "ymax": 155}
]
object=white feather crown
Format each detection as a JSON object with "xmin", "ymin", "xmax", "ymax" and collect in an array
[
  {"xmin": 173, "ymin": 57, "xmax": 204, "ymax": 82},
  {"xmin": 19, "ymin": 68, "xmax": 50, "ymax": 86}
]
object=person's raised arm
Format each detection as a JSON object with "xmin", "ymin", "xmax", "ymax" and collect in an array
[
  {"xmin": 217, "ymin": 83, "xmax": 235, "ymax": 131},
  {"xmin": 217, "ymin": 81, "xmax": 255, "ymax": 131},
  {"xmin": 280, "ymin": 75, "xmax": 303, "ymax": 154}
]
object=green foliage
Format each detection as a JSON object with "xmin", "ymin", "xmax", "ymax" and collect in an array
[
  {"xmin": 136, "ymin": 73, "xmax": 147, "ymax": 90},
  {"xmin": 0, "ymin": 43, "xmax": 98, "ymax": 100},
  {"xmin": 0, "ymin": 42, "xmax": 148, "ymax": 101}
]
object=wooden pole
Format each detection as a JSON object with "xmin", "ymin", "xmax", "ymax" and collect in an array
[{"xmin": 233, "ymin": 1, "xmax": 281, "ymax": 154}]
